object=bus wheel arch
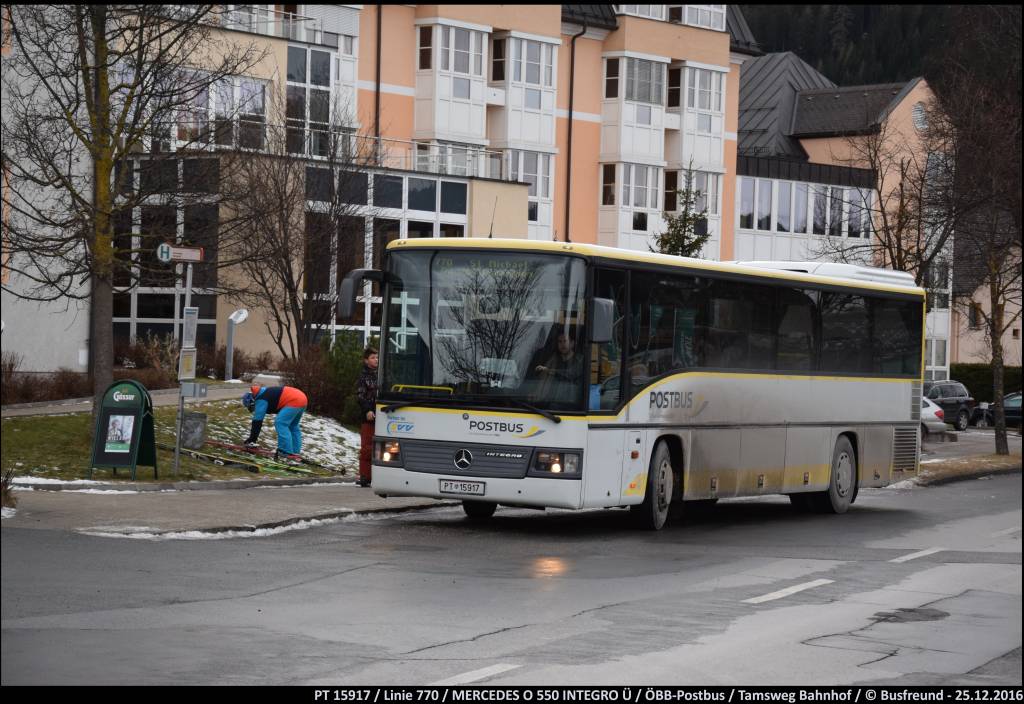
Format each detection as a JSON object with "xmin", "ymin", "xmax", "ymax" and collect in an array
[
  {"xmin": 631, "ymin": 440, "xmax": 676, "ymax": 530},
  {"xmin": 657, "ymin": 433, "xmax": 685, "ymax": 504},
  {"xmin": 812, "ymin": 433, "xmax": 858, "ymax": 514}
]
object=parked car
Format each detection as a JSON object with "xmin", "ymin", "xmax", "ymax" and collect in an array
[
  {"xmin": 973, "ymin": 392, "xmax": 1023, "ymax": 430},
  {"xmin": 924, "ymin": 380, "xmax": 976, "ymax": 431},
  {"xmin": 920, "ymin": 397, "xmax": 946, "ymax": 440}
]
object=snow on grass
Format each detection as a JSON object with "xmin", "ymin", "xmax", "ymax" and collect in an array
[
  {"xmin": 76, "ymin": 509, "xmax": 426, "ymax": 540},
  {"xmin": 196, "ymin": 400, "xmax": 360, "ymax": 474},
  {"xmin": 2, "ymin": 507, "xmax": 16, "ymax": 519}
]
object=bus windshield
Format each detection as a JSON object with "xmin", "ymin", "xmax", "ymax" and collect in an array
[{"xmin": 381, "ymin": 249, "xmax": 588, "ymax": 412}]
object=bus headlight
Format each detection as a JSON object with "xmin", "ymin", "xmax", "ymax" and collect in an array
[
  {"xmin": 532, "ymin": 450, "xmax": 581, "ymax": 477},
  {"xmin": 373, "ymin": 439, "xmax": 403, "ymax": 466}
]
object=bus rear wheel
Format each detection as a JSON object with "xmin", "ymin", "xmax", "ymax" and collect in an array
[
  {"xmin": 808, "ymin": 436, "xmax": 857, "ymax": 514},
  {"xmin": 631, "ymin": 441, "xmax": 674, "ymax": 530},
  {"xmin": 462, "ymin": 500, "xmax": 497, "ymax": 520}
]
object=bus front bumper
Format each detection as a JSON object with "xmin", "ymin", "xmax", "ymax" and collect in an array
[{"xmin": 371, "ymin": 465, "xmax": 584, "ymax": 510}]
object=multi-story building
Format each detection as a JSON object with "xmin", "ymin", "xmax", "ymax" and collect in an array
[
  {"xmin": 732, "ymin": 52, "xmax": 953, "ymax": 381},
  {"xmin": 4, "ymin": 4, "xmax": 758, "ymax": 369}
]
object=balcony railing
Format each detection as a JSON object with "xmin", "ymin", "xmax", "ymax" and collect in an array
[
  {"xmin": 222, "ymin": 5, "xmax": 338, "ymax": 47},
  {"xmin": 142, "ymin": 120, "xmax": 517, "ymax": 182}
]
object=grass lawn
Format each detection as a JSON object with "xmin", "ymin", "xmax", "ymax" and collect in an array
[{"xmin": 2, "ymin": 400, "xmax": 360, "ymax": 482}]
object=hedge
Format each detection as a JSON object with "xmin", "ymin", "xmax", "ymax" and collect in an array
[{"xmin": 949, "ymin": 363, "xmax": 1023, "ymax": 403}]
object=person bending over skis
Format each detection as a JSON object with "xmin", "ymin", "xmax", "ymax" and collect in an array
[{"xmin": 242, "ymin": 384, "xmax": 308, "ymax": 462}]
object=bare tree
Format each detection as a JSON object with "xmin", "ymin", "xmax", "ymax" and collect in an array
[
  {"xmin": 810, "ymin": 98, "xmax": 978, "ymax": 287},
  {"xmin": 218, "ymin": 100, "xmax": 377, "ymax": 360},
  {"xmin": 1, "ymin": 4, "xmax": 265, "ymax": 410},
  {"xmin": 938, "ymin": 5, "xmax": 1022, "ymax": 454}
]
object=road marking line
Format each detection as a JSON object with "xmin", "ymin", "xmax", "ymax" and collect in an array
[
  {"xmin": 429, "ymin": 664, "xmax": 521, "ymax": 686},
  {"xmin": 742, "ymin": 578, "xmax": 834, "ymax": 604},
  {"xmin": 889, "ymin": 547, "xmax": 944, "ymax": 563},
  {"xmin": 991, "ymin": 526, "xmax": 1022, "ymax": 537}
]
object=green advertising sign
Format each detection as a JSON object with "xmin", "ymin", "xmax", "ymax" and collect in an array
[{"xmin": 90, "ymin": 380, "xmax": 157, "ymax": 480}]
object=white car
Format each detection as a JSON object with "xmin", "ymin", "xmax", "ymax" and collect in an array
[{"xmin": 921, "ymin": 397, "xmax": 946, "ymax": 440}]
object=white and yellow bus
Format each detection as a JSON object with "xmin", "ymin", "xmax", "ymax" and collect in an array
[{"xmin": 341, "ymin": 239, "xmax": 925, "ymax": 530}]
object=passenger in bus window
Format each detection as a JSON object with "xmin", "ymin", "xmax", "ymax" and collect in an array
[{"xmin": 534, "ymin": 332, "xmax": 584, "ymax": 402}]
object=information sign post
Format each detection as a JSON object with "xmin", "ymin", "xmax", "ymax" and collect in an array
[{"xmin": 158, "ymin": 243, "xmax": 204, "ymax": 478}]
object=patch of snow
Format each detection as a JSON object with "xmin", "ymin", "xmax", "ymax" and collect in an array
[
  {"xmin": 12, "ymin": 477, "xmax": 105, "ymax": 485},
  {"xmin": 75, "ymin": 508, "xmax": 445, "ymax": 540},
  {"xmin": 920, "ymin": 458, "xmax": 946, "ymax": 464},
  {"xmin": 885, "ymin": 478, "xmax": 921, "ymax": 489},
  {"xmin": 2, "ymin": 507, "xmax": 16, "ymax": 519}
]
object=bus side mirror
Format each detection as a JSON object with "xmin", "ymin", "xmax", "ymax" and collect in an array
[
  {"xmin": 591, "ymin": 298, "xmax": 615, "ymax": 344},
  {"xmin": 338, "ymin": 268, "xmax": 383, "ymax": 319}
]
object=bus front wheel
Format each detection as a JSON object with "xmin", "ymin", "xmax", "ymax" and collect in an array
[
  {"xmin": 809, "ymin": 436, "xmax": 857, "ymax": 514},
  {"xmin": 631, "ymin": 442, "xmax": 674, "ymax": 530},
  {"xmin": 462, "ymin": 500, "xmax": 497, "ymax": 520}
]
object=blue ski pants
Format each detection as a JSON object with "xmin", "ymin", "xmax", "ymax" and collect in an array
[{"xmin": 274, "ymin": 405, "xmax": 305, "ymax": 455}]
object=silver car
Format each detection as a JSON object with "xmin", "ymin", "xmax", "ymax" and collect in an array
[{"xmin": 921, "ymin": 397, "xmax": 947, "ymax": 441}]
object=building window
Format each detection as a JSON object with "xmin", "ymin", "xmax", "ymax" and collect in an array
[
  {"xmin": 926, "ymin": 261, "xmax": 950, "ymax": 311},
  {"xmin": 777, "ymin": 181, "xmax": 791, "ymax": 232},
  {"xmin": 605, "ymin": 58, "xmax": 620, "ymax": 99},
  {"xmin": 694, "ymin": 172, "xmax": 719, "ymax": 215},
  {"xmin": 848, "ymin": 188, "xmax": 872, "ymax": 238},
  {"xmin": 440, "ymin": 181, "xmax": 467, "ymax": 214},
  {"xmin": 625, "ymin": 58, "xmax": 665, "ymax": 105},
  {"xmin": 794, "ymin": 183, "xmax": 809, "ymax": 234},
  {"xmin": 685, "ymin": 5, "xmax": 727, "ymax": 31},
  {"xmin": 602, "ymin": 164, "xmax": 617, "ymax": 206},
  {"xmin": 687, "ymin": 68, "xmax": 723, "ymax": 112},
  {"xmin": 418, "ymin": 26, "xmax": 432, "ymax": 70},
  {"xmin": 439, "ymin": 26, "xmax": 484, "ymax": 78},
  {"xmin": 829, "ymin": 187, "xmax": 845, "ymax": 237},
  {"xmin": 287, "ymin": 46, "xmax": 333, "ymax": 156},
  {"xmin": 212, "ymin": 77, "xmax": 267, "ymax": 150},
  {"xmin": 664, "ymin": 170, "xmax": 678, "ymax": 212},
  {"xmin": 756, "ymin": 178, "xmax": 772, "ymax": 231},
  {"xmin": 620, "ymin": 5, "xmax": 666, "ymax": 20},
  {"xmin": 511, "ymin": 150, "xmax": 552, "ymax": 223},
  {"xmin": 812, "ymin": 186, "xmax": 827, "ymax": 235},
  {"xmin": 491, "ymin": 38, "xmax": 505, "ymax": 81},
  {"xmin": 740, "ymin": 177, "xmax": 754, "ymax": 230},
  {"xmin": 968, "ymin": 302, "xmax": 982, "ymax": 329},
  {"xmin": 667, "ymin": 67, "xmax": 681, "ymax": 108}
]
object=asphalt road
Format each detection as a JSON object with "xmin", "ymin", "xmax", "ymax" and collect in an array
[{"xmin": 2, "ymin": 474, "xmax": 1021, "ymax": 686}]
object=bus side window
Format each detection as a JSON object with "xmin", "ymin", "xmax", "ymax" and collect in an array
[
  {"xmin": 777, "ymin": 288, "xmax": 817, "ymax": 371},
  {"xmin": 593, "ymin": 269, "xmax": 626, "ymax": 410}
]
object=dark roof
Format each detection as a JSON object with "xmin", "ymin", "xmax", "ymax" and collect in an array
[
  {"xmin": 791, "ymin": 79, "xmax": 923, "ymax": 138},
  {"xmin": 737, "ymin": 155, "xmax": 875, "ymax": 189},
  {"xmin": 727, "ymin": 5, "xmax": 761, "ymax": 56},
  {"xmin": 560, "ymin": 5, "xmax": 618, "ymax": 30},
  {"xmin": 739, "ymin": 52, "xmax": 835, "ymax": 159}
]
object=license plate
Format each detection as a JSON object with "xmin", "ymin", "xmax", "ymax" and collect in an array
[{"xmin": 439, "ymin": 479, "xmax": 485, "ymax": 496}]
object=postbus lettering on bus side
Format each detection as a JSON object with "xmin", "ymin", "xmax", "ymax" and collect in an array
[{"xmin": 650, "ymin": 391, "xmax": 694, "ymax": 410}]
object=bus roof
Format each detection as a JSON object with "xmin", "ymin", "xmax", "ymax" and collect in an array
[{"xmin": 386, "ymin": 238, "xmax": 925, "ymax": 297}]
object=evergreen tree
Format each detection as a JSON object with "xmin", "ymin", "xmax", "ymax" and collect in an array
[{"xmin": 652, "ymin": 166, "xmax": 711, "ymax": 259}]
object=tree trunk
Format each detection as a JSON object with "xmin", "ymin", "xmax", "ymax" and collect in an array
[
  {"xmin": 91, "ymin": 273, "xmax": 114, "ymax": 414},
  {"xmin": 988, "ymin": 276, "xmax": 1008, "ymax": 455}
]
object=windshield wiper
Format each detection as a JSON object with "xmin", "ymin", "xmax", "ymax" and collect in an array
[{"xmin": 500, "ymin": 398, "xmax": 562, "ymax": 424}]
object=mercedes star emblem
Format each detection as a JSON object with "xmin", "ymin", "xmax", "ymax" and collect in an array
[{"xmin": 453, "ymin": 449, "xmax": 473, "ymax": 470}]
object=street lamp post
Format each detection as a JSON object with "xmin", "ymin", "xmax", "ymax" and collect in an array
[{"xmin": 225, "ymin": 308, "xmax": 249, "ymax": 381}]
